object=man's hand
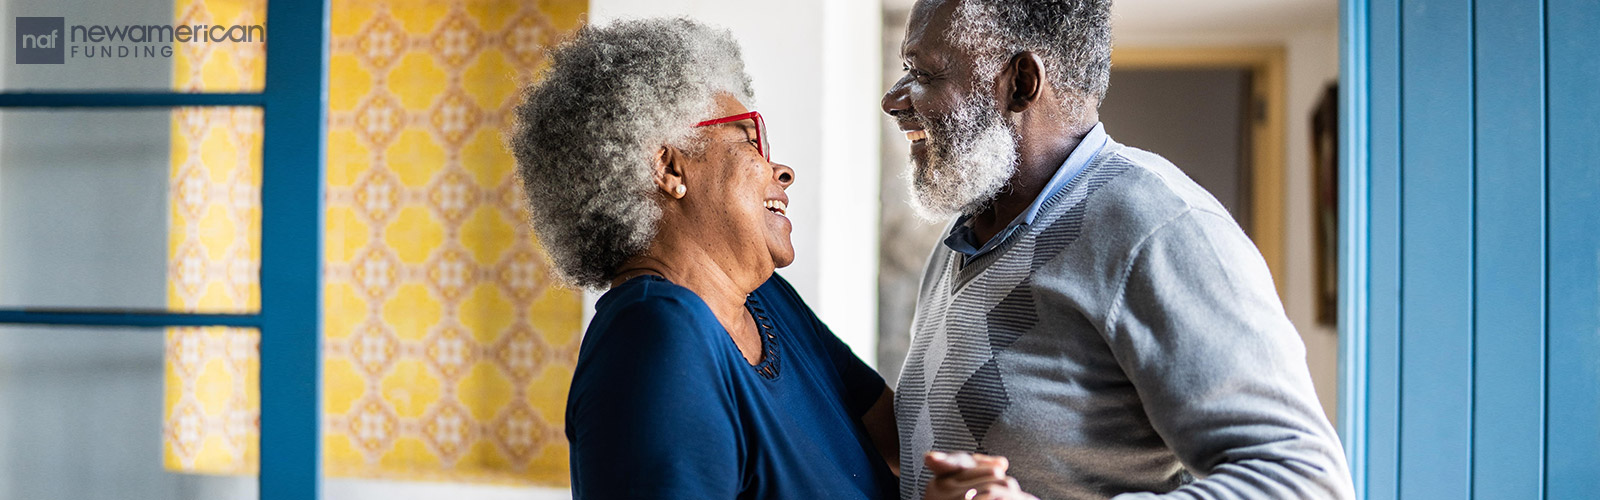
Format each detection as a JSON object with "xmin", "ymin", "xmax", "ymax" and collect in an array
[{"xmin": 923, "ymin": 451, "xmax": 1039, "ymax": 500}]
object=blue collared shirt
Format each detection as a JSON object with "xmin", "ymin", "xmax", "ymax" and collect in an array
[{"xmin": 943, "ymin": 122, "xmax": 1108, "ymax": 260}]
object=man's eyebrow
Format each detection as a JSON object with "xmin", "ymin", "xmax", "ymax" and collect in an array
[{"xmin": 903, "ymin": 49, "xmax": 943, "ymax": 66}]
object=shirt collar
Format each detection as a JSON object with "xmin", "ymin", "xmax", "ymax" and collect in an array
[{"xmin": 943, "ymin": 122, "xmax": 1108, "ymax": 258}]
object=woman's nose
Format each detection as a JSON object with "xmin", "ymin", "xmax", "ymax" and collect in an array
[{"xmin": 772, "ymin": 163, "xmax": 796, "ymax": 189}]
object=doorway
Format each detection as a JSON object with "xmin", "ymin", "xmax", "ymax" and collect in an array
[
  {"xmin": 1105, "ymin": 47, "xmax": 1288, "ymax": 299},
  {"xmin": 1100, "ymin": 68, "xmax": 1254, "ymax": 233}
]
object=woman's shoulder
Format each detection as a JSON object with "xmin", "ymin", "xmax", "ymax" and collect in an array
[
  {"xmin": 584, "ymin": 276, "xmax": 725, "ymax": 359},
  {"xmin": 596, "ymin": 275, "xmax": 710, "ymax": 318},
  {"xmin": 569, "ymin": 277, "xmax": 738, "ymax": 426}
]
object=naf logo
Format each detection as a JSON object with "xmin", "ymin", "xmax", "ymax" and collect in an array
[{"xmin": 15, "ymin": 17, "xmax": 65, "ymax": 64}]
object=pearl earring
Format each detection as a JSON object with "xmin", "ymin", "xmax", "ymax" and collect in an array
[{"xmin": 673, "ymin": 185, "xmax": 687, "ymax": 198}]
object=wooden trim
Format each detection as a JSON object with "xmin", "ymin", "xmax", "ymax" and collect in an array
[{"xmin": 1110, "ymin": 46, "xmax": 1290, "ymax": 300}]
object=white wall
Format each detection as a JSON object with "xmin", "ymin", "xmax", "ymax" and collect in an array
[{"xmin": 583, "ymin": 0, "xmax": 884, "ymax": 365}]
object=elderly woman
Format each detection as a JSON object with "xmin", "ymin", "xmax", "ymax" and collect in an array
[
  {"xmin": 512, "ymin": 18, "xmax": 1022, "ymax": 500},
  {"xmin": 510, "ymin": 18, "xmax": 895, "ymax": 499}
]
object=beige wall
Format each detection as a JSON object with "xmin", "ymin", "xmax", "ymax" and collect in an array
[{"xmin": 1282, "ymin": 23, "xmax": 1342, "ymax": 425}]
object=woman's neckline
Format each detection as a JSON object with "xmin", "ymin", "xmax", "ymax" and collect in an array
[{"xmin": 620, "ymin": 274, "xmax": 780, "ymax": 379}]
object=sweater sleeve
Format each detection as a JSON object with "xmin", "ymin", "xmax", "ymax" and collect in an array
[
  {"xmin": 1102, "ymin": 209, "xmax": 1355, "ymax": 500},
  {"xmin": 566, "ymin": 296, "xmax": 742, "ymax": 499}
]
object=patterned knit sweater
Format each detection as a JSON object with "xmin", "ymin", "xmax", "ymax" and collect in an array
[{"xmin": 895, "ymin": 139, "xmax": 1354, "ymax": 500}]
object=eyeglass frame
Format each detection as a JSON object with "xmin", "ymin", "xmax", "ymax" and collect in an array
[{"xmin": 693, "ymin": 111, "xmax": 769, "ymax": 162}]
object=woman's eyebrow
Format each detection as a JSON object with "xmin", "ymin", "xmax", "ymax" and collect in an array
[{"xmin": 713, "ymin": 120, "xmax": 756, "ymax": 134}]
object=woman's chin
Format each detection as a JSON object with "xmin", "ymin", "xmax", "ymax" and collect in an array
[
  {"xmin": 768, "ymin": 238, "xmax": 796, "ymax": 269},
  {"xmin": 765, "ymin": 216, "xmax": 795, "ymax": 268},
  {"xmin": 770, "ymin": 244, "xmax": 796, "ymax": 269}
]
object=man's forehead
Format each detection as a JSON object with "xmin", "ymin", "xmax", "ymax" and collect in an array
[{"xmin": 903, "ymin": 0, "xmax": 959, "ymax": 55}]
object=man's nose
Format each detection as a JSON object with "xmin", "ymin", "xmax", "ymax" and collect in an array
[{"xmin": 882, "ymin": 75, "xmax": 913, "ymax": 117}]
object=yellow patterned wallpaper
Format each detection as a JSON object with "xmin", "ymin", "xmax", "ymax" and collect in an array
[
  {"xmin": 322, "ymin": 0, "xmax": 585, "ymax": 485},
  {"xmin": 163, "ymin": 0, "xmax": 267, "ymax": 475},
  {"xmin": 163, "ymin": 106, "xmax": 265, "ymax": 476},
  {"xmin": 164, "ymin": 0, "xmax": 587, "ymax": 486}
]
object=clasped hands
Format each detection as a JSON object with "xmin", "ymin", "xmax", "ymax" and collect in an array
[{"xmin": 922, "ymin": 451, "xmax": 1038, "ymax": 500}]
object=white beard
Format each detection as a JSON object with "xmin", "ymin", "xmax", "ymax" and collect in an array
[{"xmin": 905, "ymin": 93, "xmax": 1020, "ymax": 222}]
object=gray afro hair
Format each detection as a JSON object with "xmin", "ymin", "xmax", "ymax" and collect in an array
[
  {"xmin": 951, "ymin": 0, "xmax": 1112, "ymax": 117},
  {"xmin": 509, "ymin": 18, "xmax": 754, "ymax": 289}
]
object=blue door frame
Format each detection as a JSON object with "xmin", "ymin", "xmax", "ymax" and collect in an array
[
  {"xmin": 1338, "ymin": 0, "xmax": 1600, "ymax": 498},
  {"xmin": 0, "ymin": 1, "xmax": 330, "ymax": 498}
]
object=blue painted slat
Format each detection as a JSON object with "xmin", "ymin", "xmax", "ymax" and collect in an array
[
  {"xmin": 1336, "ymin": 0, "xmax": 1372, "ymax": 495},
  {"xmin": 1545, "ymin": 0, "xmax": 1600, "ymax": 496},
  {"xmin": 0, "ymin": 92, "xmax": 264, "ymax": 108},
  {"xmin": 1470, "ymin": 0, "xmax": 1546, "ymax": 496},
  {"xmin": 1398, "ymin": 0, "xmax": 1475, "ymax": 497},
  {"xmin": 1364, "ymin": 0, "xmax": 1404, "ymax": 498},
  {"xmin": 258, "ymin": 0, "xmax": 329, "ymax": 498},
  {"xmin": 0, "ymin": 310, "xmax": 260, "ymax": 328}
]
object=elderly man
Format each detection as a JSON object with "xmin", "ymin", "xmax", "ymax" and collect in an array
[{"xmin": 882, "ymin": 1, "xmax": 1355, "ymax": 499}]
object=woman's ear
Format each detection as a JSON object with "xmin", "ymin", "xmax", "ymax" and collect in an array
[{"xmin": 652, "ymin": 146, "xmax": 688, "ymax": 199}]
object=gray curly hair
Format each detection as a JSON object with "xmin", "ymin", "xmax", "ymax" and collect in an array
[
  {"xmin": 509, "ymin": 18, "xmax": 754, "ymax": 289},
  {"xmin": 950, "ymin": 0, "xmax": 1112, "ymax": 119}
]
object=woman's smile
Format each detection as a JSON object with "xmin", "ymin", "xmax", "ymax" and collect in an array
[{"xmin": 762, "ymin": 198, "xmax": 788, "ymax": 217}]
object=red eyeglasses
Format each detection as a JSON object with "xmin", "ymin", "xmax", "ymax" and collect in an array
[{"xmin": 694, "ymin": 111, "xmax": 769, "ymax": 162}]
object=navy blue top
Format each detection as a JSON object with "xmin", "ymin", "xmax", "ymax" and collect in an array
[{"xmin": 566, "ymin": 274, "xmax": 897, "ymax": 499}]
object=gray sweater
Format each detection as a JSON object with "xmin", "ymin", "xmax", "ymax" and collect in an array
[{"xmin": 895, "ymin": 140, "xmax": 1354, "ymax": 500}]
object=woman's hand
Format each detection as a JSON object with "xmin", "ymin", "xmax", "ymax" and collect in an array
[{"xmin": 922, "ymin": 452, "xmax": 1039, "ymax": 500}]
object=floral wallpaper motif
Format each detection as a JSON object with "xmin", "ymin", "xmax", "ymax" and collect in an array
[{"xmin": 164, "ymin": 0, "xmax": 587, "ymax": 486}]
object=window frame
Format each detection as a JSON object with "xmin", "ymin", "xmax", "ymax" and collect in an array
[{"xmin": 0, "ymin": 1, "xmax": 330, "ymax": 498}]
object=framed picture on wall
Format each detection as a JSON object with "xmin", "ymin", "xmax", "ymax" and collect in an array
[{"xmin": 1312, "ymin": 83, "xmax": 1339, "ymax": 325}]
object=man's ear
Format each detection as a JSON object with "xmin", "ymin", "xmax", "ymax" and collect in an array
[
  {"xmin": 1001, "ymin": 51, "xmax": 1046, "ymax": 113},
  {"xmin": 652, "ymin": 145, "xmax": 688, "ymax": 199}
]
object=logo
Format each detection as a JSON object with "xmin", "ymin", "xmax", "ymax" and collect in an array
[
  {"xmin": 16, "ymin": 17, "xmax": 64, "ymax": 64},
  {"xmin": 13, "ymin": 16, "xmax": 264, "ymax": 65}
]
